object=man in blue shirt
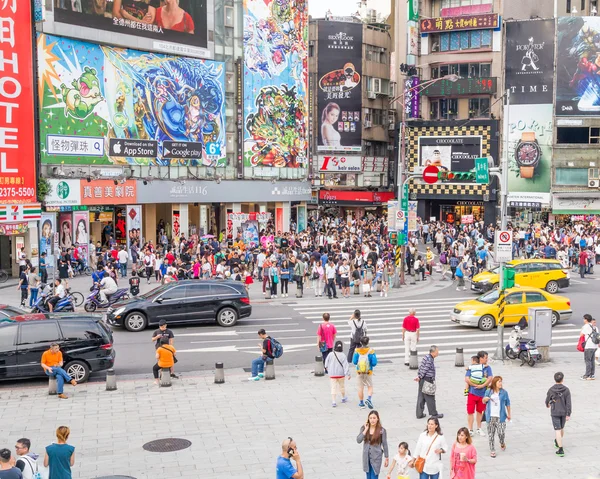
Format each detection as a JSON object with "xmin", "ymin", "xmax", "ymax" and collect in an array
[
  {"xmin": 465, "ymin": 350, "xmax": 493, "ymax": 436},
  {"xmin": 276, "ymin": 437, "xmax": 304, "ymax": 479}
]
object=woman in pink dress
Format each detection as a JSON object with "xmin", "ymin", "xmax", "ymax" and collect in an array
[
  {"xmin": 450, "ymin": 427, "xmax": 477, "ymax": 479},
  {"xmin": 155, "ymin": 0, "xmax": 194, "ymax": 33}
]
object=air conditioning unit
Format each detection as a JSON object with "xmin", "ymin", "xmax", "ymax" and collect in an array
[
  {"xmin": 589, "ymin": 179, "xmax": 600, "ymax": 188},
  {"xmin": 364, "ymin": 120, "xmax": 372, "ymax": 128},
  {"xmin": 388, "ymin": 122, "xmax": 395, "ymax": 130},
  {"xmin": 367, "ymin": 91, "xmax": 377, "ymax": 99},
  {"xmin": 387, "ymin": 144, "xmax": 394, "ymax": 151}
]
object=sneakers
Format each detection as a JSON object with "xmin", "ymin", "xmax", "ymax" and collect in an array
[
  {"xmin": 476, "ymin": 428, "xmax": 486, "ymax": 437},
  {"xmin": 384, "ymin": 293, "xmax": 388, "ymax": 297},
  {"xmin": 468, "ymin": 430, "xmax": 474, "ymax": 436},
  {"xmin": 580, "ymin": 375, "xmax": 589, "ymax": 380},
  {"xmin": 257, "ymin": 373, "xmax": 265, "ymax": 378},
  {"xmin": 57, "ymin": 393, "xmax": 68, "ymax": 399},
  {"xmin": 341, "ymin": 396, "xmax": 348, "ymax": 403},
  {"xmin": 556, "ymin": 447, "xmax": 565, "ymax": 457},
  {"xmin": 248, "ymin": 376, "xmax": 260, "ymax": 381},
  {"xmin": 554, "ymin": 439, "xmax": 559, "ymax": 449},
  {"xmin": 588, "ymin": 376, "xmax": 596, "ymax": 380},
  {"xmin": 358, "ymin": 401, "xmax": 366, "ymax": 409},
  {"xmin": 170, "ymin": 373, "xmax": 179, "ymax": 379},
  {"xmin": 365, "ymin": 398, "xmax": 374, "ymax": 409},
  {"xmin": 332, "ymin": 402, "xmax": 337, "ymax": 408},
  {"xmin": 70, "ymin": 380, "xmax": 77, "ymax": 386}
]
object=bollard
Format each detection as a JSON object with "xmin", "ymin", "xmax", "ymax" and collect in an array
[
  {"xmin": 410, "ymin": 272, "xmax": 416, "ymax": 285},
  {"xmin": 159, "ymin": 368, "xmax": 172, "ymax": 387},
  {"xmin": 409, "ymin": 350, "xmax": 419, "ymax": 370},
  {"xmin": 214, "ymin": 362, "xmax": 225, "ymax": 384},
  {"xmin": 353, "ymin": 283, "xmax": 360, "ymax": 295},
  {"xmin": 455, "ymin": 348, "xmax": 465, "ymax": 367},
  {"xmin": 48, "ymin": 376, "xmax": 57, "ymax": 396},
  {"xmin": 296, "ymin": 286, "xmax": 303, "ymax": 298},
  {"xmin": 376, "ymin": 280, "xmax": 382, "ymax": 292},
  {"xmin": 105, "ymin": 368, "xmax": 117, "ymax": 391},
  {"xmin": 265, "ymin": 359, "xmax": 275, "ymax": 380},
  {"xmin": 265, "ymin": 285, "xmax": 271, "ymax": 299},
  {"xmin": 314, "ymin": 355, "xmax": 324, "ymax": 377}
]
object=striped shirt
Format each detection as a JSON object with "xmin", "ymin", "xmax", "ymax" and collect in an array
[{"xmin": 418, "ymin": 354, "xmax": 436, "ymax": 380}]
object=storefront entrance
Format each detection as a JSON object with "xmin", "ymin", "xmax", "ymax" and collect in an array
[{"xmin": 440, "ymin": 203, "xmax": 484, "ymax": 225}]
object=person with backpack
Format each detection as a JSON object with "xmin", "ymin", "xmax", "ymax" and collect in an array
[
  {"xmin": 317, "ymin": 313, "xmax": 337, "ymax": 366},
  {"xmin": 348, "ymin": 310, "xmax": 367, "ymax": 363},
  {"xmin": 353, "ymin": 336, "xmax": 378, "ymax": 410},
  {"xmin": 545, "ymin": 371, "xmax": 572, "ymax": 457},
  {"xmin": 249, "ymin": 329, "xmax": 282, "ymax": 381},
  {"xmin": 324, "ymin": 340, "xmax": 351, "ymax": 407},
  {"xmin": 579, "ymin": 314, "xmax": 598, "ymax": 380},
  {"xmin": 402, "ymin": 309, "xmax": 420, "ymax": 366},
  {"xmin": 14, "ymin": 438, "xmax": 40, "ymax": 479}
]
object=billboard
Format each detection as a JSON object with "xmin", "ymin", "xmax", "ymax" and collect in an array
[
  {"xmin": 37, "ymin": 34, "xmax": 226, "ymax": 166},
  {"xmin": 0, "ymin": 0, "xmax": 37, "ymax": 204},
  {"xmin": 556, "ymin": 17, "xmax": 600, "ymax": 115},
  {"xmin": 52, "ymin": 0, "xmax": 208, "ymax": 56},
  {"xmin": 505, "ymin": 20, "xmax": 555, "ymax": 105},
  {"xmin": 317, "ymin": 21, "xmax": 363, "ymax": 152},
  {"xmin": 58, "ymin": 212, "xmax": 72, "ymax": 251},
  {"xmin": 242, "ymin": 0, "xmax": 308, "ymax": 169},
  {"xmin": 418, "ymin": 136, "xmax": 482, "ymax": 174},
  {"xmin": 40, "ymin": 214, "xmax": 55, "ymax": 267}
]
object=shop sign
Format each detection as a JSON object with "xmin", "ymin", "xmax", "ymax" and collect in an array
[
  {"xmin": 228, "ymin": 212, "xmax": 272, "ymax": 222},
  {"xmin": 0, "ymin": 204, "xmax": 42, "ymax": 222},
  {"xmin": 461, "ymin": 214, "xmax": 474, "ymax": 224},
  {"xmin": 420, "ymin": 13, "xmax": 499, "ymax": 33},
  {"xmin": 553, "ymin": 195, "xmax": 600, "ymax": 213},
  {"xmin": 45, "ymin": 179, "xmax": 81, "ymax": 206},
  {"xmin": 319, "ymin": 156, "xmax": 362, "ymax": 172},
  {"xmin": 0, "ymin": 0, "xmax": 37, "ymax": 204},
  {"xmin": 0, "ymin": 222, "xmax": 28, "ymax": 235},
  {"xmin": 457, "ymin": 201, "xmax": 484, "ymax": 206},
  {"xmin": 319, "ymin": 190, "xmax": 395, "ymax": 204},
  {"xmin": 45, "ymin": 205, "xmax": 89, "ymax": 212},
  {"xmin": 509, "ymin": 201, "xmax": 541, "ymax": 210},
  {"xmin": 80, "ymin": 180, "xmax": 137, "ymax": 206}
]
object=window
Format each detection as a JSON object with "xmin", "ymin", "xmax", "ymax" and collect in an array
[
  {"xmin": 505, "ymin": 293, "xmax": 523, "ymax": 305},
  {"xmin": 0, "ymin": 325, "xmax": 16, "ymax": 351},
  {"xmin": 430, "ymin": 98, "xmax": 458, "ymax": 120},
  {"xmin": 366, "ymin": 45, "xmax": 387, "ymax": 64},
  {"xmin": 59, "ymin": 321, "xmax": 103, "ymax": 341},
  {"xmin": 373, "ymin": 109, "xmax": 386, "ymax": 125},
  {"xmin": 224, "ymin": 6, "xmax": 234, "ymax": 27},
  {"xmin": 513, "ymin": 264, "xmax": 527, "ymax": 273},
  {"xmin": 431, "ymin": 63, "xmax": 492, "ymax": 79},
  {"xmin": 432, "ymin": 30, "xmax": 493, "ymax": 53},
  {"xmin": 526, "ymin": 292, "xmax": 547, "ymax": 303},
  {"xmin": 18, "ymin": 322, "xmax": 60, "ymax": 345},
  {"xmin": 556, "ymin": 127, "xmax": 600, "ymax": 144},
  {"xmin": 309, "ymin": 44, "xmax": 314, "ymax": 57},
  {"xmin": 555, "ymin": 168, "xmax": 588, "ymax": 186},
  {"xmin": 528, "ymin": 263, "xmax": 548, "ymax": 272},
  {"xmin": 160, "ymin": 286, "xmax": 187, "ymax": 301},
  {"xmin": 468, "ymin": 98, "xmax": 491, "ymax": 118},
  {"xmin": 211, "ymin": 285, "xmax": 239, "ymax": 296},
  {"xmin": 430, "ymin": 100, "xmax": 439, "ymax": 120},
  {"xmin": 186, "ymin": 284, "xmax": 211, "ymax": 298},
  {"xmin": 567, "ymin": 0, "xmax": 572, "ymax": 12}
]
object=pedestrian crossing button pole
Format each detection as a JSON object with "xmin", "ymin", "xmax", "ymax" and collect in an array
[
  {"xmin": 455, "ymin": 348, "xmax": 464, "ymax": 367},
  {"xmin": 314, "ymin": 356, "xmax": 325, "ymax": 377},
  {"xmin": 409, "ymin": 350, "xmax": 419, "ymax": 370},
  {"xmin": 214, "ymin": 362, "xmax": 225, "ymax": 384},
  {"xmin": 265, "ymin": 359, "xmax": 275, "ymax": 380}
]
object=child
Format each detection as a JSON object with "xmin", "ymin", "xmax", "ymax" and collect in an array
[
  {"xmin": 387, "ymin": 442, "xmax": 413, "ymax": 479},
  {"xmin": 464, "ymin": 355, "xmax": 486, "ymax": 396},
  {"xmin": 352, "ymin": 336, "xmax": 378, "ymax": 410},
  {"xmin": 545, "ymin": 371, "xmax": 571, "ymax": 457},
  {"xmin": 324, "ymin": 341, "xmax": 350, "ymax": 408},
  {"xmin": 129, "ymin": 270, "xmax": 140, "ymax": 297}
]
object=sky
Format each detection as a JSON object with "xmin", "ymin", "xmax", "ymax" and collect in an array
[{"xmin": 308, "ymin": 0, "xmax": 391, "ymax": 20}]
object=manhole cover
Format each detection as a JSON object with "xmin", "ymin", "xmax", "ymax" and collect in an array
[{"xmin": 143, "ymin": 438, "xmax": 192, "ymax": 453}]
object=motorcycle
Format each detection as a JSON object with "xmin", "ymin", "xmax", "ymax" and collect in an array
[
  {"xmin": 505, "ymin": 324, "xmax": 541, "ymax": 367},
  {"xmin": 71, "ymin": 260, "xmax": 92, "ymax": 276},
  {"xmin": 31, "ymin": 284, "xmax": 75, "ymax": 313},
  {"xmin": 84, "ymin": 285, "xmax": 129, "ymax": 312}
]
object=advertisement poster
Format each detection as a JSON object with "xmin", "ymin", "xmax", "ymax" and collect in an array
[
  {"xmin": 418, "ymin": 136, "xmax": 482, "ymax": 173},
  {"xmin": 505, "ymin": 20, "xmax": 555, "ymax": 105},
  {"xmin": 172, "ymin": 210, "xmax": 181, "ymax": 238},
  {"xmin": 556, "ymin": 17, "xmax": 600, "ymax": 115},
  {"xmin": 243, "ymin": 0, "xmax": 308, "ymax": 168},
  {"xmin": 275, "ymin": 207, "xmax": 284, "ymax": 233},
  {"xmin": 297, "ymin": 204, "xmax": 306, "ymax": 232},
  {"xmin": 126, "ymin": 205, "xmax": 143, "ymax": 250},
  {"xmin": 115, "ymin": 207, "xmax": 127, "ymax": 246},
  {"xmin": 73, "ymin": 211, "xmax": 90, "ymax": 246},
  {"xmin": 506, "ymin": 104, "xmax": 552, "ymax": 195},
  {"xmin": 0, "ymin": 0, "xmax": 37, "ymax": 203},
  {"xmin": 37, "ymin": 34, "xmax": 226, "ymax": 166},
  {"xmin": 241, "ymin": 220, "xmax": 260, "ymax": 248},
  {"xmin": 53, "ymin": 0, "xmax": 208, "ymax": 52},
  {"xmin": 58, "ymin": 212, "xmax": 73, "ymax": 251},
  {"xmin": 40, "ymin": 214, "xmax": 55, "ymax": 266},
  {"xmin": 317, "ymin": 21, "xmax": 363, "ymax": 152}
]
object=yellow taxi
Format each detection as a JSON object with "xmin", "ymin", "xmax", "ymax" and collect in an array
[
  {"xmin": 450, "ymin": 286, "xmax": 572, "ymax": 331},
  {"xmin": 470, "ymin": 259, "xmax": 570, "ymax": 294}
]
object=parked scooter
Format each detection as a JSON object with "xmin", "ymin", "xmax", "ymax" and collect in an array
[
  {"xmin": 84, "ymin": 284, "xmax": 129, "ymax": 312},
  {"xmin": 505, "ymin": 318, "xmax": 541, "ymax": 367},
  {"xmin": 31, "ymin": 284, "xmax": 75, "ymax": 313}
]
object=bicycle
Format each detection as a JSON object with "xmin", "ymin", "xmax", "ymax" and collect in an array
[
  {"xmin": 0, "ymin": 269, "xmax": 7, "ymax": 283},
  {"xmin": 66, "ymin": 287, "xmax": 84, "ymax": 307}
]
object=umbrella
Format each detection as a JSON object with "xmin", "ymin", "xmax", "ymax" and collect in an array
[{"xmin": 201, "ymin": 234, "xmax": 215, "ymax": 239}]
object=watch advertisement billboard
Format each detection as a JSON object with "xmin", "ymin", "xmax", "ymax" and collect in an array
[
  {"xmin": 37, "ymin": 34, "xmax": 226, "ymax": 167},
  {"xmin": 243, "ymin": 0, "xmax": 308, "ymax": 169},
  {"xmin": 556, "ymin": 17, "xmax": 600, "ymax": 115},
  {"xmin": 505, "ymin": 19, "xmax": 555, "ymax": 105},
  {"xmin": 317, "ymin": 21, "xmax": 363, "ymax": 152},
  {"xmin": 418, "ymin": 136, "xmax": 482, "ymax": 175}
]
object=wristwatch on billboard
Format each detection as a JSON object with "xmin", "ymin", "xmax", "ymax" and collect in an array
[{"xmin": 515, "ymin": 131, "xmax": 541, "ymax": 179}]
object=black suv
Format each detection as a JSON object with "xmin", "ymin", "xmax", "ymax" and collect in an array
[
  {"xmin": 0, "ymin": 313, "xmax": 115, "ymax": 383},
  {"xmin": 106, "ymin": 279, "xmax": 252, "ymax": 331}
]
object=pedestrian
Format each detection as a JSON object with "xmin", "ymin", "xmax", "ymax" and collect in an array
[
  {"xmin": 348, "ymin": 309, "xmax": 367, "ymax": 363},
  {"xmin": 117, "ymin": 246, "xmax": 128, "ymax": 277},
  {"xmin": 0, "ymin": 448, "xmax": 22, "ymax": 479},
  {"xmin": 143, "ymin": 250, "xmax": 153, "ymax": 284},
  {"xmin": 293, "ymin": 256, "xmax": 306, "ymax": 296},
  {"xmin": 545, "ymin": 371, "xmax": 571, "ymax": 457},
  {"xmin": 39, "ymin": 252, "xmax": 48, "ymax": 285},
  {"xmin": 248, "ymin": 329, "xmax": 275, "ymax": 381},
  {"xmin": 276, "ymin": 437, "xmax": 304, "ymax": 479},
  {"xmin": 325, "ymin": 259, "xmax": 338, "ymax": 299},
  {"xmin": 402, "ymin": 308, "xmax": 420, "ymax": 366},
  {"xmin": 17, "ymin": 247, "xmax": 27, "ymax": 274},
  {"xmin": 153, "ymin": 336, "xmax": 177, "ymax": 385},
  {"xmin": 27, "ymin": 268, "xmax": 39, "ymax": 309},
  {"xmin": 317, "ymin": 312, "xmax": 337, "ymax": 365},
  {"xmin": 339, "ymin": 258, "xmax": 351, "ymax": 298},
  {"xmin": 311, "ymin": 260, "xmax": 324, "ymax": 297},
  {"xmin": 353, "ymin": 336, "xmax": 378, "ymax": 410},
  {"xmin": 324, "ymin": 340, "xmax": 350, "ymax": 407},
  {"xmin": 356, "ymin": 410, "xmax": 389, "ymax": 479},
  {"xmin": 482, "ymin": 376, "xmax": 511, "ymax": 457},
  {"xmin": 16, "ymin": 265, "xmax": 29, "ymax": 307},
  {"xmin": 280, "ymin": 260, "xmax": 290, "ymax": 297},
  {"xmin": 415, "ymin": 345, "xmax": 443, "ymax": 419},
  {"xmin": 411, "ymin": 417, "xmax": 448, "ymax": 479},
  {"xmin": 385, "ymin": 441, "xmax": 413, "ymax": 479},
  {"xmin": 129, "ymin": 270, "xmax": 140, "ymax": 296},
  {"xmin": 449, "ymin": 428, "xmax": 477, "ymax": 479},
  {"xmin": 44, "ymin": 426, "xmax": 75, "ymax": 478},
  {"xmin": 151, "ymin": 320, "xmax": 177, "ymax": 378},
  {"xmin": 40, "ymin": 343, "xmax": 77, "ymax": 399},
  {"xmin": 580, "ymin": 313, "xmax": 598, "ymax": 380},
  {"xmin": 455, "ymin": 257, "xmax": 467, "ymax": 291},
  {"xmin": 465, "ymin": 350, "xmax": 492, "ymax": 436},
  {"xmin": 578, "ymin": 248, "xmax": 588, "ymax": 278},
  {"xmin": 449, "ymin": 252, "xmax": 459, "ymax": 281},
  {"xmin": 14, "ymin": 438, "xmax": 40, "ymax": 479}
]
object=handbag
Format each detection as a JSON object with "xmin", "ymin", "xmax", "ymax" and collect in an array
[
  {"xmin": 577, "ymin": 334, "xmax": 586, "ymax": 352},
  {"xmin": 318, "ymin": 325, "xmax": 328, "ymax": 352},
  {"xmin": 422, "ymin": 379, "xmax": 436, "ymax": 396},
  {"xmin": 414, "ymin": 433, "xmax": 438, "ymax": 474},
  {"xmin": 161, "ymin": 346, "xmax": 178, "ymax": 363}
]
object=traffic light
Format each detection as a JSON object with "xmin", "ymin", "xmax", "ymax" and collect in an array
[
  {"xmin": 437, "ymin": 170, "xmax": 475, "ymax": 182},
  {"xmin": 502, "ymin": 266, "xmax": 516, "ymax": 289}
]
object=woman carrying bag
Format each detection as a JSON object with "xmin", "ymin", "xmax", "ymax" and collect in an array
[
  {"xmin": 412, "ymin": 417, "xmax": 448, "ymax": 479},
  {"xmin": 357, "ymin": 410, "xmax": 389, "ymax": 479}
]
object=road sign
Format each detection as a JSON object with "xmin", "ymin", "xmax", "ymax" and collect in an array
[
  {"xmin": 408, "ymin": 200, "xmax": 418, "ymax": 232},
  {"xmin": 423, "ymin": 165, "xmax": 439, "ymax": 184},
  {"xmin": 387, "ymin": 200, "xmax": 399, "ymax": 232},
  {"xmin": 395, "ymin": 210, "xmax": 405, "ymax": 232},
  {"xmin": 396, "ymin": 210, "xmax": 405, "ymax": 221},
  {"xmin": 475, "ymin": 157, "xmax": 489, "ymax": 184},
  {"xmin": 495, "ymin": 230, "xmax": 513, "ymax": 262},
  {"xmin": 401, "ymin": 183, "xmax": 408, "ymax": 211}
]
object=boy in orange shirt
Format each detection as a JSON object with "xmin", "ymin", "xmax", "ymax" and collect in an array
[{"xmin": 40, "ymin": 343, "xmax": 77, "ymax": 399}]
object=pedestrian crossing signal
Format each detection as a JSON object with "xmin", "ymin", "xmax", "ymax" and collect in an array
[{"xmin": 502, "ymin": 266, "xmax": 515, "ymax": 289}]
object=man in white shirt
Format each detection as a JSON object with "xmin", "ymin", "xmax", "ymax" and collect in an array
[
  {"xmin": 339, "ymin": 258, "xmax": 350, "ymax": 298},
  {"xmin": 257, "ymin": 250, "xmax": 266, "ymax": 281},
  {"xmin": 325, "ymin": 259, "xmax": 338, "ymax": 299},
  {"xmin": 99, "ymin": 275, "xmax": 118, "ymax": 304},
  {"xmin": 581, "ymin": 314, "xmax": 598, "ymax": 380},
  {"xmin": 117, "ymin": 246, "xmax": 129, "ymax": 278}
]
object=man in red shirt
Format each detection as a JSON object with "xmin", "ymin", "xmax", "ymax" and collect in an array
[
  {"xmin": 402, "ymin": 308, "xmax": 420, "ymax": 366},
  {"xmin": 165, "ymin": 250, "xmax": 175, "ymax": 266},
  {"xmin": 579, "ymin": 249, "xmax": 588, "ymax": 278}
]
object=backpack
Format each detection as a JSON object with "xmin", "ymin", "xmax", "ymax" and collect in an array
[
  {"xmin": 351, "ymin": 320, "xmax": 366, "ymax": 345},
  {"xmin": 268, "ymin": 337, "xmax": 283, "ymax": 358},
  {"xmin": 19, "ymin": 455, "xmax": 41, "ymax": 479},
  {"xmin": 589, "ymin": 327, "xmax": 600, "ymax": 345},
  {"xmin": 440, "ymin": 252, "xmax": 447, "ymax": 264},
  {"xmin": 356, "ymin": 349, "xmax": 371, "ymax": 374}
]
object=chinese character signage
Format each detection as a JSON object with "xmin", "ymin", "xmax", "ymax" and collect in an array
[
  {"xmin": 80, "ymin": 180, "xmax": 137, "ymax": 206},
  {"xmin": 421, "ymin": 78, "xmax": 497, "ymax": 96},
  {"xmin": 408, "ymin": 0, "xmax": 419, "ymax": 21},
  {"xmin": 37, "ymin": 34, "xmax": 226, "ymax": 166},
  {"xmin": 404, "ymin": 77, "xmax": 420, "ymax": 119},
  {"xmin": 420, "ymin": 13, "xmax": 499, "ymax": 33},
  {"xmin": 243, "ymin": 0, "xmax": 308, "ymax": 169},
  {"xmin": 317, "ymin": 21, "xmax": 363, "ymax": 152},
  {"xmin": 0, "ymin": 0, "xmax": 37, "ymax": 204},
  {"xmin": 0, "ymin": 222, "xmax": 28, "ymax": 236},
  {"xmin": 505, "ymin": 20, "xmax": 555, "ymax": 105},
  {"xmin": 556, "ymin": 17, "xmax": 600, "ymax": 115}
]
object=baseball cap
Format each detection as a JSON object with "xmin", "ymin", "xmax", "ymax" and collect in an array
[{"xmin": 159, "ymin": 320, "xmax": 167, "ymax": 326}]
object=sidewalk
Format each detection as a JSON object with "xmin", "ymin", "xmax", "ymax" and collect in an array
[{"xmin": 1, "ymin": 353, "xmax": 597, "ymax": 478}]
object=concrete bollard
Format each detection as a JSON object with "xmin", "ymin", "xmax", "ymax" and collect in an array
[
  {"xmin": 353, "ymin": 283, "xmax": 360, "ymax": 295},
  {"xmin": 455, "ymin": 348, "xmax": 465, "ymax": 367},
  {"xmin": 105, "ymin": 368, "xmax": 117, "ymax": 391},
  {"xmin": 409, "ymin": 350, "xmax": 419, "ymax": 370},
  {"xmin": 376, "ymin": 281, "xmax": 382, "ymax": 292},
  {"xmin": 410, "ymin": 272, "xmax": 416, "ymax": 285},
  {"xmin": 265, "ymin": 359, "xmax": 275, "ymax": 380},
  {"xmin": 214, "ymin": 362, "xmax": 225, "ymax": 384},
  {"xmin": 314, "ymin": 355, "xmax": 325, "ymax": 377},
  {"xmin": 296, "ymin": 286, "xmax": 303, "ymax": 298},
  {"xmin": 265, "ymin": 285, "xmax": 271, "ymax": 299},
  {"xmin": 159, "ymin": 368, "xmax": 172, "ymax": 387},
  {"xmin": 48, "ymin": 376, "xmax": 57, "ymax": 395}
]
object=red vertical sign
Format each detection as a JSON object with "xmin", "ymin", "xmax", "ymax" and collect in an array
[{"xmin": 0, "ymin": 0, "xmax": 36, "ymax": 204}]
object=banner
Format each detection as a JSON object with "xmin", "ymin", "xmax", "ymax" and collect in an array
[
  {"xmin": 243, "ymin": 0, "xmax": 308, "ymax": 169},
  {"xmin": 58, "ymin": 212, "xmax": 73, "ymax": 251},
  {"xmin": 317, "ymin": 21, "xmax": 363, "ymax": 152},
  {"xmin": 52, "ymin": 0, "xmax": 208, "ymax": 56},
  {"xmin": 319, "ymin": 156, "xmax": 362, "ymax": 172},
  {"xmin": 37, "ymin": 34, "xmax": 226, "ymax": 166},
  {"xmin": 556, "ymin": 17, "xmax": 600, "ymax": 115},
  {"xmin": 404, "ymin": 77, "xmax": 420, "ymax": 119},
  {"xmin": 73, "ymin": 211, "xmax": 89, "ymax": 263},
  {"xmin": 505, "ymin": 20, "xmax": 555, "ymax": 105},
  {"xmin": 296, "ymin": 204, "xmax": 306, "ymax": 232},
  {"xmin": 418, "ymin": 136, "xmax": 482, "ymax": 173},
  {"xmin": 0, "ymin": 223, "xmax": 28, "ymax": 236},
  {"xmin": 40, "ymin": 214, "xmax": 55, "ymax": 266},
  {"xmin": 0, "ymin": 0, "xmax": 37, "ymax": 204},
  {"xmin": 126, "ymin": 205, "xmax": 142, "ymax": 251},
  {"xmin": 241, "ymin": 220, "xmax": 259, "ymax": 248}
]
